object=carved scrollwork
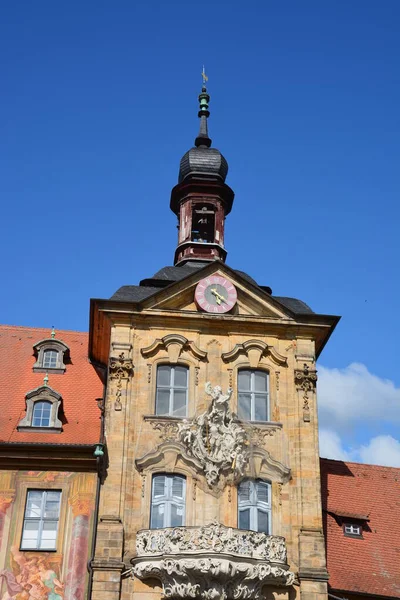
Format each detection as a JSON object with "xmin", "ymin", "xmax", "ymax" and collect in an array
[
  {"xmin": 130, "ymin": 522, "xmax": 295, "ymax": 598},
  {"xmin": 222, "ymin": 340, "xmax": 287, "ymax": 368},
  {"xmin": 178, "ymin": 383, "xmax": 249, "ymax": 487},
  {"xmin": 141, "ymin": 334, "xmax": 207, "ymax": 364},
  {"xmin": 150, "ymin": 420, "xmax": 180, "ymax": 442},
  {"xmin": 109, "ymin": 352, "xmax": 134, "ymax": 411},
  {"xmin": 294, "ymin": 363, "xmax": 317, "ymax": 422},
  {"xmin": 250, "ymin": 426, "xmax": 279, "ymax": 446}
]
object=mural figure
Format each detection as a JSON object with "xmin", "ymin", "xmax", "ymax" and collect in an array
[{"xmin": 0, "ymin": 548, "xmax": 64, "ymax": 600}]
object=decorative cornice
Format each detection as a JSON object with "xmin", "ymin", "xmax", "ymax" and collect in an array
[
  {"xmin": 141, "ymin": 334, "xmax": 207, "ymax": 364},
  {"xmin": 222, "ymin": 339, "xmax": 287, "ymax": 368}
]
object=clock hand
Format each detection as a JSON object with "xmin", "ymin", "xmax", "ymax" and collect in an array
[{"xmin": 211, "ymin": 288, "xmax": 227, "ymax": 304}]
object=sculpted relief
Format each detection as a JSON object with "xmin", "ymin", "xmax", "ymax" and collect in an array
[{"xmin": 178, "ymin": 384, "xmax": 249, "ymax": 487}]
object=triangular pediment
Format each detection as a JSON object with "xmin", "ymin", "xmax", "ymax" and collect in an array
[{"xmin": 140, "ymin": 262, "xmax": 294, "ymax": 320}]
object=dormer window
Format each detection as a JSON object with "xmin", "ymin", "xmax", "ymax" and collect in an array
[
  {"xmin": 33, "ymin": 338, "xmax": 69, "ymax": 373},
  {"xmin": 32, "ymin": 401, "xmax": 52, "ymax": 427},
  {"xmin": 343, "ymin": 523, "xmax": 363, "ymax": 538},
  {"xmin": 18, "ymin": 386, "xmax": 62, "ymax": 433}
]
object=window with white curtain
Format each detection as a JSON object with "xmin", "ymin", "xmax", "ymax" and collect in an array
[
  {"xmin": 156, "ymin": 365, "xmax": 188, "ymax": 417},
  {"xmin": 238, "ymin": 370, "xmax": 269, "ymax": 421},
  {"xmin": 238, "ymin": 479, "xmax": 271, "ymax": 533},
  {"xmin": 150, "ymin": 474, "xmax": 186, "ymax": 529},
  {"xmin": 21, "ymin": 490, "xmax": 61, "ymax": 550}
]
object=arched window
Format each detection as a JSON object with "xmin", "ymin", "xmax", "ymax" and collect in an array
[
  {"xmin": 32, "ymin": 401, "xmax": 52, "ymax": 427},
  {"xmin": 238, "ymin": 479, "xmax": 271, "ymax": 534},
  {"xmin": 150, "ymin": 474, "xmax": 186, "ymax": 529},
  {"xmin": 156, "ymin": 365, "xmax": 188, "ymax": 417},
  {"xmin": 238, "ymin": 369, "xmax": 269, "ymax": 421},
  {"xmin": 43, "ymin": 350, "xmax": 59, "ymax": 369}
]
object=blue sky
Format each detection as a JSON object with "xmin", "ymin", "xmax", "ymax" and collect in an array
[{"xmin": 1, "ymin": 1, "xmax": 400, "ymax": 464}]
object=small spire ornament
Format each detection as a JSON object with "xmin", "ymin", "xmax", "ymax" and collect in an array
[
  {"xmin": 43, "ymin": 373, "xmax": 49, "ymax": 387},
  {"xmin": 51, "ymin": 326, "xmax": 56, "ymax": 339}
]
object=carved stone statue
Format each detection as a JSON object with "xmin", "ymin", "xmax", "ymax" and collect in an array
[{"xmin": 178, "ymin": 382, "xmax": 249, "ymax": 487}]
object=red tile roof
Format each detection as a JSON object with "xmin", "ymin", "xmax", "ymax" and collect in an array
[
  {"xmin": 321, "ymin": 458, "xmax": 400, "ymax": 598},
  {"xmin": 0, "ymin": 325, "xmax": 103, "ymax": 446}
]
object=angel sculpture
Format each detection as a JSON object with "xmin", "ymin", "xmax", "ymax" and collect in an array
[{"xmin": 205, "ymin": 382, "xmax": 232, "ymax": 416}]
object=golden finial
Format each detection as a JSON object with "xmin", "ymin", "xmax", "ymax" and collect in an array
[{"xmin": 201, "ymin": 65, "xmax": 208, "ymax": 85}]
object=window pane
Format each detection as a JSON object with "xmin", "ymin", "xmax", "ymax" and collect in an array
[
  {"xmin": 238, "ymin": 480, "xmax": 251, "ymax": 503},
  {"xmin": 254, "ymin": 372, "xmax": 268, "ymax": 392},
  {"xmin": 157, "ymin": 365, "xmax": 171, "ymax": 387},
  {"xmin": 239, "ymin": 509, "xmax": 250, "ymax": 530},
  {"xmin": 150, "ymin": 503, "xmax": 165, "ymax": 529},
  {"xmin": 172, "ymin": 391, "xmax": 187, "ymax": 417},
  {"xmin": 171, "ymin": 476, "xmax": 184, "ymax": 499},
  {"xmin": 153, "ymin": 476, "xmax": 166, "ymax": 497},
  {"xmin": 238, "ymin": 371, "xmax": 251, "ymax": 391},
  {"xmin": 254, "ymin": 395, "xmax": 268, "ymax": 422},
  {"xmin": 39, "ymin": 521, "xmax": 58, "ymax": 549},
  {"xmin": 43, "ymin": 350, "xmax": 58, "ymax": 368},
  {"xmin": 21, "ymin": 520, "xmax": 40, "ymax": 549},
  {"xmin": 26, "ymin": 492, "xmax": 43, "ymax": 518},
  {"xmin": 258, "ymin": 510, "xmax": 269, "ymax": 534},
  {"xmin": 256, "ymin": 481, "xmax": 269, "ymax": 504},
  {"xmin": 173, "ymin": 366, "xmax": 188, "ymax": 388},
  {"xmin": 156, "ymin": 390, "xmax": 170, "ymax": 415},
  {"xmin": 170, "ymin": 503, "xmax": 184, "ymax": 527},
  {"xmin": 238, "ymin": 394, "xmax": 251, "ymax": 420},
  {"xmin": 33, "ymin": 402, "xmax": 52, "ymax": 427}
]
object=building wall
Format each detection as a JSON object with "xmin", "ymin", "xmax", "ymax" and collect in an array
[
  {"xmin": 92, "ymin": 299, "xmax": 329, "ymax": 600},
  {"xmin": 0, "ymin": 470, "xmax": 97, "ymax": 600}
]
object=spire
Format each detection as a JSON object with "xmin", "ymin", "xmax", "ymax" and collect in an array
[{"xmin": 195, "ymin": 67, "xmax": 212, "ymax": 148}]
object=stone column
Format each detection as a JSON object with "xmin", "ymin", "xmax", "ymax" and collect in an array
[{"xmin": 64, "ymin": 474, "xmax": 95, "ymax": 600}]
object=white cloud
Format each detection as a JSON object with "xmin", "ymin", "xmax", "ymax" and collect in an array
[
  {"xmin": 319, "ymin": 429, "xmax": 350, "ymax": 461},
  {"xmin": 358, "ymin": 435, "xmax": 400, "ymax": 467},
  {"xmin": 318, "ymin": 362, "xmax": 400, "ymax": 428},
  {"xmin": 318, "ymin": 364, "xmax": 400, "ymax": 467}
]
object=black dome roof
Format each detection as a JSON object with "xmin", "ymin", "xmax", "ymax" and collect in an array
[{"xmin": 179, "ymin": 146, "xmax": 228, "ymax": 183}]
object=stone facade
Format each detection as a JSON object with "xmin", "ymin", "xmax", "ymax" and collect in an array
[{"xmin": 89, "ymin": 262, "xmax": 336, "ymax": 600}]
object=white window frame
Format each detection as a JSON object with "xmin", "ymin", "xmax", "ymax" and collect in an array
[
  {"xmin": 238, "ymin": 369, "xmax": 269, "ymax": 422},
  {"xmin": 344, "ymin": 523, "xmax": 362, "ymax": 537},
  {"xmin": 32, "ymin": 401, "xmax": 52, "ymax": 427},
  {"xmin": 238, "ymin": 479, "xmax": 271, "ymax": 533},
  {"xmin": 150, "ymin": 474, "xmax": 186, "ymax": 529},
  {"xmin": 21, "ymin": 490, "xmax": 61, "ymax": 550},
  {"xmin": 43, "ymin": 349, "xmax": 59, "ymax": 369},
  {"xmin": 155, "ymin": 365, "xmax": 188, "ymax": 417}
]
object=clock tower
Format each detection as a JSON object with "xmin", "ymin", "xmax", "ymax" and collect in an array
[
  {"xmin": 89, "ymin": 79, "xmax": 340, "ymax": 600},
  {"xmin": 171, "ymin": 83, "xmax": 234, "ymax": 265}
]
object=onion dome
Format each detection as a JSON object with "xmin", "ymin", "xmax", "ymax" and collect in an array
[{"xmin": 178, "ymin": 83, "xmax": 228, "ymax": 183}]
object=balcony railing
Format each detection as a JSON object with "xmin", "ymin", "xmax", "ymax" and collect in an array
[{"xmin": 130, "ymin": 521, "xmax": 295, "ymax": 599}]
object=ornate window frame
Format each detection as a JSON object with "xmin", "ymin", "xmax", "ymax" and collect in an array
[
  {"xmin": 33, "ymin": 339, "xmax": 69, "ymax": 374},
  {"xmin": 18, "ymin": 385, "xmax": 63, "ymax": 433}
]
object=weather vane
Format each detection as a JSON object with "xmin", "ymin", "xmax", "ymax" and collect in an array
[{"xmin": 201, "ymin": 65, "xmax": 208, "ymax": 85}]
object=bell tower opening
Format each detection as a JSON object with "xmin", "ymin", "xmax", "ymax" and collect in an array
[{"xmin": 191, "ymin": 205, "xmax": 215, "ymax": 243}]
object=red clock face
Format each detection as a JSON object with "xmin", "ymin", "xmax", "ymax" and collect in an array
[{"xmin": 195, "ymin": 276, "xmax": 237, "ymax": 314}]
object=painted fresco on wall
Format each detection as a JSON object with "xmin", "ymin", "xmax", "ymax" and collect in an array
[{"xmin": 0, "ymin": 471, "xmax": 96, "ymax": 600}]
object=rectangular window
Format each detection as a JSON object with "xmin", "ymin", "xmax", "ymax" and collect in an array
[
  {"xmin": 156, "ymin": 366, "xmax": 188, "ymax": 417},
  {"xmin": 150, "ymin": 474, "xmax": 186, "ymax": 529},
  {"xmin": 238, "ymin": 370, "xmax": 269, "ymax": 422},
  {"xmin": 21, "ymin": 490, "xmax": 61, "ymax": 550},
  {"xmin": 238, "ymin": 479, "xmax": 271, "ymax": 534},
  {"xmin": 343, "ymin": 523, "xmax": 362, "ymax": 537}
]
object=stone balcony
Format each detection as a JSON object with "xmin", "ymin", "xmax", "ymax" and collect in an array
[{"xmin": 130, "ymin": 521, "xmax": 295, "ymax": 599}]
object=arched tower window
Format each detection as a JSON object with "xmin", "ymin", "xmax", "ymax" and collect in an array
[
  {"xmin": 150, "ymin": 474, "xmax": 186, "ymax": 529},
  {"xmin": 238, "ymin": 479, "xmax": 271, "ymax": 534},
  {"xmin": 238, "ymin": 369, "xmax": 269, "ymax": 422}
]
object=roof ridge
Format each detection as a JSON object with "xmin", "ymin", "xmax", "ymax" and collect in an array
[
  {"xmin": 0, "ymin": 324, "xmax": 88, "ymax": 335},
  {"xmin": 321, "ymin": 456, "xmax": 400, "ymax": 471}
]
